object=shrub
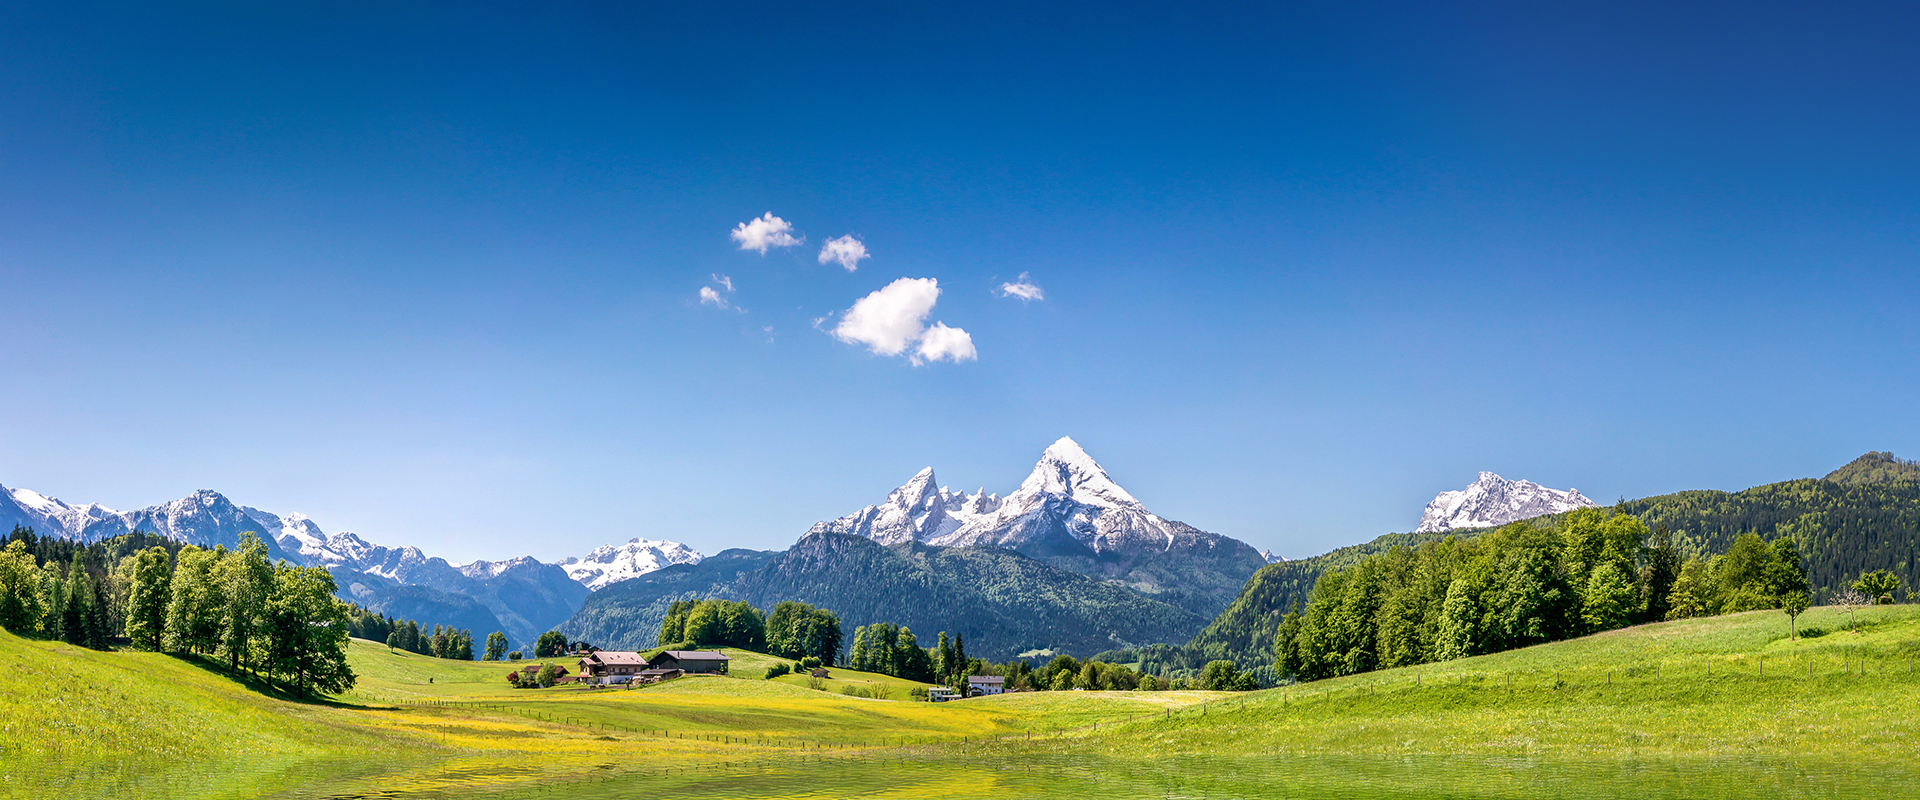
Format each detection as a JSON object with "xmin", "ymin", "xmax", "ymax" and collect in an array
[
  {"xmin": 505, "ymin": 671, "xmax": 521, "ymax": 687},
  {"xmin": 508, "ymin": 651, "xmax": 522, "ymax": 661},
  {"xmin": 764, "ymin": 663, "xmax": 791, "ymax": 679},
  {"xmin": 800, "ymin": 655, "xmax": 822, "ymax": 670}
]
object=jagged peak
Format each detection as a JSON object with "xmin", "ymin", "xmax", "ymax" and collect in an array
[{"xmin": 1016, "ymin": 436, "xmax": 1139, "ymax": 507}]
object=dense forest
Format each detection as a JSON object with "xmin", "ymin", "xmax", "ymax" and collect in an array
[
  {"xmin": 1273, "ymin": 509, "xmax": 1815, "ymax": 681},
  {"xmin": 1180, "ymin": 454, "xmax": 1920, "ymax": 675}
]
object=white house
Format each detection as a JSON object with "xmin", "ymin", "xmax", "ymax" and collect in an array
[{"xmin": 965, "ymin": 675, "xmax": 1005, "ymax": 696}]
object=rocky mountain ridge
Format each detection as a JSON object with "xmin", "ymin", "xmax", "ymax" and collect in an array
[{"xmin": 1416, "ymin": 471, "xmax": 1596, "ymax": 533}]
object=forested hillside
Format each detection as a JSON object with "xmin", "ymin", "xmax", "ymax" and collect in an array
[
  {"xmin": 1183, "ymin": 452, "xmax": 1920, "ymax": 672},
  {"xmin": 556, "ymin": 548, "xmax": 781, "ymax": 649},
  {"xmin": 1621, "ymin": 478, "xmax": 1920, "ymax": 600},
  {"xmin": 1823, "ymin": 451, "xmax": 1920, "ymax": 485},
  {"xmin": 560, "ymin": 533, "xmax": 1207, "ymax": 659},
  {"xmin": 1178, "ymin": 531, "xmax": 1461, "ymax": 668}
]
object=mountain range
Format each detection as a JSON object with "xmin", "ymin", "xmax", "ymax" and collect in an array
[
  {"xmin": 0, "ymin": 484, "xmax": 639, "ymax": 651},
  {"xmin": 808, "ymin": 437, "xmax": 1270, "ymax": 616},
  {"xmin": 555, "ymin": 437, "xmax": 1268, "ymax": 658}
]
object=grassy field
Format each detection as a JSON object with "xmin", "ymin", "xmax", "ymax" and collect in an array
[
  {"xmin": 10, "ymin": 605, "xmax": 1920, "ymax": 798},
  {"xmin": 1043, "ymin": 604, "xmax": 1920, "ymax": 760}
]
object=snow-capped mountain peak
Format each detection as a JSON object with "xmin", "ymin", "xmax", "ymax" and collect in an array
[
  {"xmin": 1011, "ymin": 436, "xmax": 1140, "ymax": 510},
  {"xmin": 1416, "ymin": 471, "xmax": 1596, "ymax": 533},
  {"xmin": 558, "ymin": 537, "xmax": 705, "ymax": 590}
]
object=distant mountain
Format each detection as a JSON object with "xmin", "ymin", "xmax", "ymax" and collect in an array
[
  {"xmin": 243, "ymin": 505, "xmax": 586, "ymax": 650},
  {"xmin": 1824, "ymin": 451, "xmax": 1920, "ymax": 485},
  {"xmin": 809, "ymin": 437, "xmax": 1269, "ymax": 616},
  {"xmin": 558, "ymin": 533, "xmax": 1209, "ymax": 659},
  {"xmin": 557, "ymin": 538, "xmax": 706, "ymax": 590},
  {"xmin": 1416, "ymin": 472, "xmax": 1596, "ymax": 533},
  {"xmin": 332, "ymin": 570, "xmax": 513, "ymax": 647},
  {"xmin": 2, "ymin": 483, "xmax": 583, "ymax": 652},
  {"xmin": 2, "ymin": 485, "xmax": 295, "ymax": 562},
  {"xmin": 555, "ymin": 548, "xmax": 783, "ymax": 649}
]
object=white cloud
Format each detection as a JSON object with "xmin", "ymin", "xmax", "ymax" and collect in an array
[
  {"xmin": 700, "ymin": 275, "xmax": 741, "ymax": 311},
  {"xmin": 818, "ymin": 235, "xmax": 870, "ymax": 271},
  {"xmin": 914, "ymin": 321, "xmax": 977, "ymax": 365},
  {"xmin": 996, "ymin": 272, "xmax": 1045, "ymax": 302},
  {"xmin": 731, "ymin": 212, "xmax": 802, "ymax": 253},
  {"xmin": 830, "ymin": 277, "xmax": 976, "ymax": 365},
  {"xmin": 832, "ymin": 277, "xmax": 940, "ymax": 356}
]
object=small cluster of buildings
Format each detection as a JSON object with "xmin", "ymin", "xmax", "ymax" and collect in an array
[
  {"xmin": 569, "ymin": 649, "xmax": 731, "ymax": 686},
  {"xmin": 928, "ymin": 675, "xmax": 1005, "ymax": 702}
]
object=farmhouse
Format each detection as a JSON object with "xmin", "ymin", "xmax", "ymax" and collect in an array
[
  {"xmin": 576, "ymin": 651, "xmax": 650, "ymax": 684},
  {"xmin": 646, "ymin": 650, "xmax": 731, "ymax": 674},
  {"xmin": 965, "ymin": 675, "xmax": 1005, "ymax": 696},
  {"xmin": 634, "ymin": 668, "xmax": 683, "ymax": 684}
]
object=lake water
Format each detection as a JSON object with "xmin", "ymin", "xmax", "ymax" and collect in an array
[{"xmin": 18, "ymin": 752, "xmax": 1917, "ymax": 799}]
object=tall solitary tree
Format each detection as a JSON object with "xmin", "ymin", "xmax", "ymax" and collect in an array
[
  {"xmin": 484, "ymin": 631, "xmax": 508, "ymax": 661},
  {"xmin": 124, "ymin": 546, "xmax": 173, "ymax": 651}
]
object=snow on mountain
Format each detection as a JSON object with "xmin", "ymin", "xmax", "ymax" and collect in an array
[
  {"xmin": 1, "ymin": 484, "xmax": 293, "ymax": 560},
  {"xmin": 2, "ymin": 485, "xmax": 124, "ymax": 540},
  {"xmin": 805, "ymin": 467, "xmax": 1002, "ymax": 545},
  {"xmin": 1260, "ymin": 549, "xmax": 1286, "ymax": 564},
  {"xmin": 928, "ymin": 437, "xmax": 1188, "ymax": 554},
  {"xmin": 1416, "ymin": 471, "xmax": 1597, "ymax": 533},
  {"xmin": 558, "ymin": 538, "xmax": 705, "ymax": 591},
  {"xmin": 812, "ymin": 437, "xmax": 1215, "ymax": 556}
]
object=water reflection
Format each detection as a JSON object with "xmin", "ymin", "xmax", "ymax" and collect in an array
[{"xmin": 18, "ymin": 752, "xmax": 1916, "ymax": 799}]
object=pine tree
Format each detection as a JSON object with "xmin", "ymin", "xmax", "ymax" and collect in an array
[{"xmin": 61, "ymin": 558, "xmax": 94, "ymax": 647}]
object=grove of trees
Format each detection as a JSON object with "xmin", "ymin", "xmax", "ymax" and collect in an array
[
  {"xmin": 0, "ymin": 527, "xmax": 356, "ymax": 696},
  {"xmin": 1274, "ymin": 509, "xmax": 1811, "ymax": 682}
]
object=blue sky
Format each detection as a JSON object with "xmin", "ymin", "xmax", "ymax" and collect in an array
[{"xmin": 3, "ymin": 2, "xmax": 1916, "ymax": 563}]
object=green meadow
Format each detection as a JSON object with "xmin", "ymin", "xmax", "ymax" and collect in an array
[{"xmin": 9, "ymin": 604, "xmax": 1920, "ymax": 798}]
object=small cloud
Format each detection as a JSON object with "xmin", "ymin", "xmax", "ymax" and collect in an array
[
  {"xmin": 996, "ymin": 272, "xmax": 1044, "ymax": 302},
  {"xmin": 731, "ymin": 212, "xmax": 802, "ymax": 253},
  {"xmin": 763, "ymin": 325, "xmax": 776, "ymax": 342},
  {"xmin": 818, "ymin": 235, "xmax": 870, "ymax": 271},
  {"xmin": 700, "ymin": 275, "xmax": 742, "ymax": 311},
  {"xmin": 829, "ymin": 277, "xmax": 975, "ymax": 366},
  {"xmin": 914, "ymin": 321, "xmax": 977, "ymax": 365}
]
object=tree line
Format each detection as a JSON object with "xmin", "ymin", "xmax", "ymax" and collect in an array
[
  {"xmin": 0, "ymin": 527, "xmax": 355, "ymax": 695},
  {"xmin": 1272, "ymin": 508, "xmax": 1814, "ymax": 682},
  {"xmin": 654, "ymin": 598, "xmax": 844, "ymax": 666}
]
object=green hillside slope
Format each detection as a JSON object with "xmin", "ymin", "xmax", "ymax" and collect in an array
[{"xmin": 1063, "ymin": 604, "xmax": 1920, "ymax": 761}]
